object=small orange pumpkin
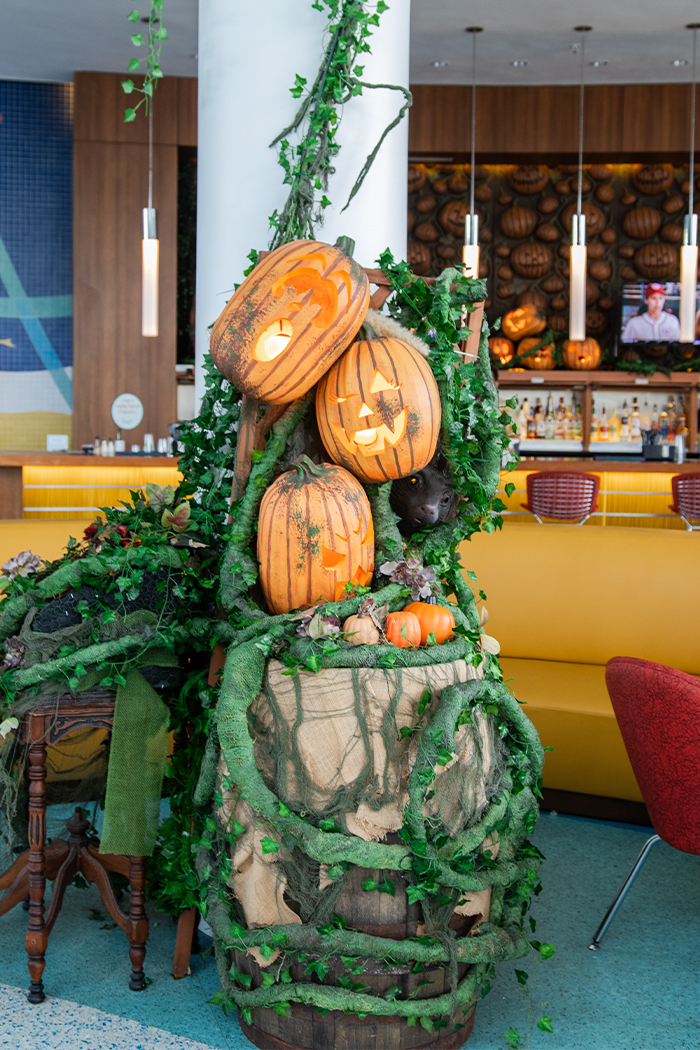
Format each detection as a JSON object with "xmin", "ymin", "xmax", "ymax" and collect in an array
[
  {"xmin": 488, "ymin": 336, "xmax": 514, "ymax": 366},
  {"xmin": 210, "ymin": 239, "xmax": 369, "ymax": 404},
  {"xmin": 316, "ymin": 326, "xmax": 441, "ymax": 484},
  {"xmin": 342, "ymin": 611, "xmax": 380, "ymax": 646},
  {"xmin": 385, "ymin": 610, "xmax": 421, "ymax": 649},
  {"xmin": 403, "ymin": 602, "xmax": 456, "ymax": 645},
  {"xmin": 561, "ymin": 338, "xmax": 601, "ymax": 370},
  {"xmin": 519, "ymin": 337, "xmax": 555, "ymax": 370},
  {"xmin": 501, "ymin": 304, "xmax": 547, "ymax": 341},
  {"xmin": 257, "ymin": 457, "xmax": 374, "ymax": 614}
]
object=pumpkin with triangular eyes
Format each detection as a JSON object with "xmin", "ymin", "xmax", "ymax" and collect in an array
[
  {"xmin": 210, "ymin": 239, "xmax": 369, "ymax": 404},
  {"xmin": 315, "ymin": 329, "xmax": 441, "ymax": 483}
]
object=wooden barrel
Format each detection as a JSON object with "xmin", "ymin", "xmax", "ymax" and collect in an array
[{"xmin": 234, "ymin": 849, "xmax": 478, "ymax": 1049}]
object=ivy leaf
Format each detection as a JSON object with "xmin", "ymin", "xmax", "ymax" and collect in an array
[
  {"xmin": 539, "ymin": 942, "xmax": 556, "ymax": 960},
  {"xmin": 124, "ymin": 108, "xmax": 137, "ymax": 123},
  {"xmin": 130, "ymin": 33, "xmax": 144, "ymax": 46},
  {"xmin": 121, "ymin": 79, "xmax": 135, "ymax": 94},
  {"xmin": 128, "ymin": 57, "xmax": 140, "ymax": 72},
  {"xmin": 260, "ymin": 837, "xmax": 280, "ymax": 855},
  {"xmin": 537, "ymin": 1016, "xmax": 554, "ymax": 1033},
  {"xmin": 514, "ymin": 969, "xmax": 529, "ymax": 986},
  {"xmin": 161, "ymin": 501, "xmax": 191, "ymax": 532},
  {"xmin": 127, "ymin": 10, "xmax": 140, "ymax": 22}
]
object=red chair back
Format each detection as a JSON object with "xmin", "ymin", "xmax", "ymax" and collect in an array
[
  {"xmin": 523, "ymin": 471, "xmax": 600, "ymax": 522},
  {"xmin": 671, "ymin": 473, "xmax": 700, "ymax": 521},
  {"xmin": 605, "ymin": 657, "xmax": 700, "ymax": 855}
]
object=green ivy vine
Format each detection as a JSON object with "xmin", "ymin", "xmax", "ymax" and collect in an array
[{"xmin": 122, "ymin": 1, "xmax": 168, "ymax": 122}]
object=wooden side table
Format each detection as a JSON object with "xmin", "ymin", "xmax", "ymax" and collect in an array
[{"xmin": 0, "ymin": 690, "xmax": 149, "ymax": 1003}]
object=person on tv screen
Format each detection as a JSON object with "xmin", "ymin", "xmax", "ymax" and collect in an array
[{"xmin": 622, "ymin": 283, "xmax": 681, "ymax": 342}]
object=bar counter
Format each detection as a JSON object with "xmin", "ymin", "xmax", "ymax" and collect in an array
[
  {"xmin": 497, "ymin": 456, "xmax": 698, "ymax": 529},
  {"xmin": 0, "ymin": 453, "xmax": 183, "ymax": 520}
]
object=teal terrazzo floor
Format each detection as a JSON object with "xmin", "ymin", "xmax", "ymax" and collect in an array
[{"xmin": 0, "ymin": 809, "xmax": 698, "ymax": 1049}]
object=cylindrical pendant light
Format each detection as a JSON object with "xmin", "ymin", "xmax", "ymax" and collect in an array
[
  {"xmin": 569, "ymin": 26, "xmax": 591, "ymax": 342},
  {"xmin": 680, "ymin": 24, "xmax": 699, "ymax": 343},
  {"xmin": 463, "ymin": 27, "xmax": 483, "ymax": 280},
  {"xmin": 142, "ymin": 101, "xmax": 159, "ymax": 337}
]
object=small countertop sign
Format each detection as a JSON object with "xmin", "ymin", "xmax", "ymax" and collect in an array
[
  {"xmin": 46, "ymin": 435, "xmax": 69, "ymax": 452},
  {"xmin": 111, "ymin": 392, "xmax": 144, "ymax": 431}
]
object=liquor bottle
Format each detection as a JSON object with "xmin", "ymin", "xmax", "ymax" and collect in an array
[
  {"xmin": 599, "ymin": 406, "xmax": 609, "ymax": 440},
  {"xmin": 93, "ymin": 436, "xmax": 100, "ymax": 456},
  {"xmin": 535, "ymin": 398, "xmax": 546, "ymax": 439},
  {"xmin": 545, "ymin": 394, "xmax": 555, "ymax": 439},
  {"xmin": 114, "ymin": 430, "xmax": 126, "ymax": 454},
  {"xmin": 666, "ymin": 398, "xmax": 677, "ymax": 440},
  {"xmin": 640, "ymin": 400, "xmax": 652, "ymax": 431},
  {"xmin": 619, "ymin": 400, "xmax": 630, "ymax": 442},
  {"xmin": 590, "ymin": 400, "xmax": 599, "ymax": 441},
  {"xmin": 527, "ymin": 402, "xmax": 537, "ymax": 439},
  {"xmin": 517, "ymin": 398, "xmax": 530, "ymax": 440},
  {"xmin": 564, "ymin": 402, "xmax": 574, "ymax": 439},
  {"xmin": 573, "ymin": 404, "xmax": 583, "ymax": 441},
  {"xmin": 659, "ymin": 403, "xmax": 668, "ymax": 441},
  {"xmin": 608, "ymin": 405, "xmax": 621, "ymax": 442},
  {"xmin": 630, "ymin": 399, "xmax": 641, "ymax": 441},
  {"xmin": 554, "ymin": 399, "xmax": 565, "ymax": 439},
  {"xmin": 651, "ymin": 404, "xmax": 659, "ymax": 432}
]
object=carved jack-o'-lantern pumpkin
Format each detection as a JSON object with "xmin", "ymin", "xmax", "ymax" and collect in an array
[
  {"xmin": 501, "ymin": 304, "xmax": 547, "ymax": 341},
  {"xmin": 489, "ymin": 336, "xmax": 514, "ymax": 366},
  {"xmin": 520, "ymin": 337, "xmax": 555, "ymax": 370},
  {"xmin": 210, "ymin": 240, "xmax": 369, "ymax": 404},
  {"xmin": 561, "ymin": 338, "xmax": 601, "ymax": 370},
  {"xmin": 258, "ymin": 457, "xmax": 374, "ymax": 614},
  {"xmin": 316, "ymin": 328, "xmax": 441, "ymax": 484}
]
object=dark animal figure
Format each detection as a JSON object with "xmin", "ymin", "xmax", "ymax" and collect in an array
[{"xmin": 390, "ymin": 453, "xmax": 456, "ymax": 535}]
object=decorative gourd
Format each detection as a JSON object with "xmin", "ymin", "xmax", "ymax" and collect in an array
[
  {"xmin": 621, "ymin": 192, "xmax": 637, "ymax": 206},
  {"xmin": 634, "ymin": 243, "xmax": 678, "ymax": 280},
  {"xmin": 623, "ymin": 207, "xmax": 662, "ymax": 240},
  {"xmin": 510, "ymin": 243, "xmax": 553, "ymax": 278},
  {"xmin": 414, "ymin": 222, "xmax": 439, "ymax": 243},
  {"xmin": 407, "ymin": 241, "xmax": 432, "ymax": 276},
  {"xmin": 210, "ymin": 240, "xmax": 369, "ymax": 404},
  {"xmin": 536, "ymin": 223, "xmax": 559, "ymax": 242},
  {"xmin": 415, "ymin": 194, "xmax": 436, "ymax": 214},
  {"xmin": 343, "ymin": 612, "xmax": 380, "ymax": 646},
  {"xmin": 499, "ymin": 207, "xmax": 537, "ymax": 239},
  {"xmin": 408, "ymin": 164, "xmax": 427, "ymax": 193},
  {"xmin": 447, "ymin": 171, "xmax": 469, "ymax": 194},
  {"xmin": 507, "ymin": 165, "xmax": 550, "ymax": 195},
  {"xmin": 497, "ymin": 265, "xmax": 514, "ymax": 281},
  {"xmin": 316, "ymin": 326, "xmax": 441, "ymax": 484},
  {"xmin": 385, "ymin": 610, "xmax": 421, "ymax": 649},
  {"xmin": 561, "ymin": 201, "xmax": 606, "ymax": 236},
  {"xmin": 660, "ymin": 223, "xmax": 683, "ymax": 244},
  {"xmin": 542, "ymin": 275, "xmax": 564, "ymax": 293},
  {"xmin": 403, "ymin": 602, "xmax": 455, "ymax": 645},
  {"xmin": 548, "ymin": 315, "xmax": 567, "ymax": 332},
  {"xmin": 588, "ymin": 259, "xmax": 612, "ymax": 281},
  {"xmin": 438, "ymin": 200, "xmax": 476, "ymax": 237},
  {"xmin": 662, "ymin": 194, "xmax": 684, "ymax": 214},
  {"xmin": 595, "ymin": 184, "xmax": 615, "ymax": 203},
  {"xmin": 520, "ymin": 337, "xmax": 555, "ymax": 370},
  {"xmin": 488, "ymin": 336, "xmax": 515, "ymax": 366},
  {"xmin": 501, "ymin": 304, "xmax": 547, "ymax": 341},
  {"xmin": 601, "ymin": 228, "xmax": 616, "ymax": 244},
  {"xmin": 516, "ymin": 289, "xmax": 548, "ymax": 310},
  {"xmin": 437, "ymin": 244, "xmax": 457, "ymax": 260},
  {"xmin": 587, "ymin": 241, "xmax": 606, "ymax": 259},
  {"xmin": 585, "ymin": 310, "xmax": 608, "ymax": 335},
  {"xmin": 561, "ymin": 338, "xmax": 601, "ymax": 370},
  {"xmin": 632, "ymin": 163, "xmax": 674, "ymax": 195},
  {"xmin": 257, "ymin": 457, "xmax": 374, "ymax": 614},
  {"xmin": 587, "ymin": 164, "xmax": 613, "ymax": 180},
  {"xmin": 538, "ymin": 196, "xmax": 559, "ymax": 215}
]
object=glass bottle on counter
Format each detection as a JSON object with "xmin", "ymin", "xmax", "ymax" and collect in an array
[
  {"xmin": 608, "ymin": 405, "xmax": 621, "ymax": 442},
  {"xmin": 666, "ymin": 398, "xmax": 677, "ymax": 440},
  {"xmin": 591, "ymin": 401, "xmax": 599, "ymax": 440},
  {"xmin": 573, "ymin": 404, "xmax": 582, "ymax": 441},
  {"xmin": 651, "ymin": 404, "xmax": 659, "ymax": 432},
  {"xmin": 599, "ymin": 406, "xmax": 609, "ymax": 441},
  {"xmin": 659, "ymin": 403, "xmax": 668, "ymax": 441},
  {"xmin": 640, "ymin": 400, "xmax": 651, "ymax": 431},
  {"xmin": 535, "ymin": 398, "xmax": 546, "ymax": 439},
  {"xmin": 630, "ymin": 399, "xmax": 641, "ymax": 441},
  {"xmin": 564, "ymin": 402, "xmax": 574, "ymax": 439},
  {"xmin": 545, "ymin": 394, "xmax": 555, "ymax": 439},
  {"xmin": 554, "ymin": 398, "xmax": 565, "ymax": 439},
  {"xmin": 518, "ymin": 398, "xmax": 530, "ymax": 440},
  {"xmin": 619, "ymin": 400, "xmax": 630, "ymax": 442},
  {"xmin": 527, "ymin": 402, "xmax": 537, "ymax": 438}
]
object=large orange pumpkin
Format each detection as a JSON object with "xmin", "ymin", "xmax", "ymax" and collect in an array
[
  {"xmin": 489, "ymin": 335, "xmax": 514, "ymax": 366},
  {"xmin": 501, "ymin": 304, "xmax": 547, "ymax": 341},
  {"xmin": 316, "ymin": 330, "xmax": 441, "ymax": 484},
  {"xmin": 403, "ymin": 602, "xmax": 456, "ymax": 645},
  {"xmin": 257, "ymin": 457, "xmax": 374, "ymax": 614},
  {"xmin": 561, "ymin": 338, "xmax": 601, "ymax": 370},
  {"xmin": 210, "ymin": 240, "xmax": 369, "ymax": 404},
  {"xmin": 519, "ymin": 337, "xmax": 555, "ymax": 370}
]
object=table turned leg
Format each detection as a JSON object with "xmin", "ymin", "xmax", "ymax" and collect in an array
[
  {"xmin": 25, "ymin": 738, "xmax": 47, "ymax": 1003},
  {"xmin": 126, "ymin": 857, "xmax": 148, "ymax": 991}
]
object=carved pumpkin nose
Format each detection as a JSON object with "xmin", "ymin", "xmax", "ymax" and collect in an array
[{"xmin": 358, "ymin": 402, "xmax": 373, "ymax": 418}]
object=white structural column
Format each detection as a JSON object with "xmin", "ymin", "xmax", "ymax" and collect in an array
[{"xmin": 195, "ymin": 0, "xmax": 412, "ymax": 408}]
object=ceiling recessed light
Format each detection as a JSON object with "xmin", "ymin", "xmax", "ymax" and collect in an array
[
  {"xmin": 589, "ymin": 60, "xmax": 608, "ymax": 67},
  {"xmin": 511, "ymin": 60, "xmax": 527, "ymax": 67},
  {"xmin": 432, "ymin": 60, "xmax": 449, "ymax": 68},
  {"xmin": 673, "ymin": 58, "xmax": 689, "ymax": 66}
]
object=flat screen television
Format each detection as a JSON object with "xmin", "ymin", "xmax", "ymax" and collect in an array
[{"xmin": 620, "ymin": 281, "xmax": 700, "ymax": 344}]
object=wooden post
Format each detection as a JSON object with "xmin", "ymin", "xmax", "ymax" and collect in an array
[
  {"xmin": 126, "ymin": 857, "xmax": 148, "ymax": 991},
  {"xmin": 25, "ymin": 731, "xmax": 47, "ymax": 1003}
]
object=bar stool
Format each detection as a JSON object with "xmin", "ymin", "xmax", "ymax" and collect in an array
[
  {"xmin": 522, "ymin": 470, "xmax": 600, "ymax": 525},
  {"xmin": 0, "ymin": 689, "xmax": 149, "ymax": 1003},
  {"xmin": 670, "ymin": 473, "xmax": 700, "ymax": 530}
]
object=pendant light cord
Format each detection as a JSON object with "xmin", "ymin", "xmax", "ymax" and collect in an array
[
  {"xmin": 690, "ymin": 27, "xmax": 697, "ymax": 222},
  {"xmin": 470, "ymin": 30, "xmax": 477, "ymax": 218},
  {"xmin": 148, "ymin": 99, "xmax": 154, "ymax": 213},
  {"xmin": 577, "ymin": 32, "xmax": 586, "ymax": 216}
]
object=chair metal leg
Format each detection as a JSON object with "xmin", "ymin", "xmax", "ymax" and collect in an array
[{"xmin": 588, "ymin": 833, "xmax": 661, "ymax": 951}]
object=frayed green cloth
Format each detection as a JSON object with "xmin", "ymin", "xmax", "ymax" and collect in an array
[{"xmin": 99, "ymin": 666, "xmax": 171, "ymax": 857}]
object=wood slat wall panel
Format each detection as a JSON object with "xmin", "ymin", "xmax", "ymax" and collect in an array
[
  {"xmin": 177, "ymin": 78, "xmax": 198, "ymax": 146},
  {"xmin": 621, "ymin": 83, "xmax": 700, "ymax": 153},
  {"xmin": 74, "ymin": 71, "xmax": 181, "ymax": 144},
  {"xmin": 72, "ymin": 140, "xmax": 178, "ymax": 446}
]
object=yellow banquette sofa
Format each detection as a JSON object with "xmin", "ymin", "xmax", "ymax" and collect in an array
[{"xmin": 460, "ymin": 522, "xmax": 700, "ymax": 804}]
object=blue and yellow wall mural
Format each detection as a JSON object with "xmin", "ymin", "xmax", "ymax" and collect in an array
[{"xmin": 0, "ymin": 81, "xmax": 73, "ymax": 451}]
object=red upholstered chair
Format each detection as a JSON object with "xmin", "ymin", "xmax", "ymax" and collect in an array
[
  {"xmin": 589, "ymin": 657, "xmax": 700, "ymax": 950},
  {"xmin": 670, "ymin": 472, "xmax": 700, "ymax": 530},
  {"xmin": 522, "ymin": 471, "xmax": 600, "ymax": 524}
]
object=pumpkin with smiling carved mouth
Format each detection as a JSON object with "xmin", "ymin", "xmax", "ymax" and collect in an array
[
  {"xmin": 209, "ymin": 239, "xmax": 369, "ymax": 404},
  {"xmin": 316, "ymin": 324, "xmax": 441, "ymax": 483}
]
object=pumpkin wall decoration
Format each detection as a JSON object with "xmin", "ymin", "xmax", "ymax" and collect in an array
[
  {"xmin": 499, "ymin": 207, "xmax": 538, "ymax": 239},
  {"xmin": 632, "ymin": 164, "xmax": 674, "ymax": 195},
  {"xmin": 501, "ymin": 304, "xmax": 546, "ymax": 341},
  {"xmin": 508, "ymin": 164, "xmax": 550, "ymax": 195},
  {"xmin": 407, "ymin": 241, "xmax": 431, "ymax": 275},
  {"xmin": 407, "ymin": 164, "xmax": 427, "ymax": 193},
  {"xmin": 510, "ymin": 242, "xmax": 553, "ymax": 278},
  {"xmin": 489, "ymin": 335, "xmax": 515, "ymax": 366},
  {"xmin": 438, "ymin": 200, "xmax": 477, "ymax": 237},
  {"xmin": 210, "ymin": 239, "xmax": 369, "ymax": 404},
  {"xmin": 257, "ymin": 457, "xmax": 374, "ymax": 614},
  {"xmin": 316, "ymin": 327, "xmax": 441, "ymax": 484},
  {"xmin": 520, "ymin": 337, "xmax": 555, "ymax": 370},
  {"xmin": 560, "ymin": 201, "xmax": 606, "ymax": 236},
  {"xmin": 561, "ymin": 338, "xmax": 601, "ymax": 370},
  {"xmin": 634, "ymin": 242, "xmax": 678, "ymax": 279},
  {"xmin": 622, "ymin": 207, "xmax": 662, "ymax": 240}
]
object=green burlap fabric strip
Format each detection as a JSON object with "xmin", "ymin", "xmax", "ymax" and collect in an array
[{"xmin": 99, "ymin": 667, "xmax": 170, "ymax": 857}]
